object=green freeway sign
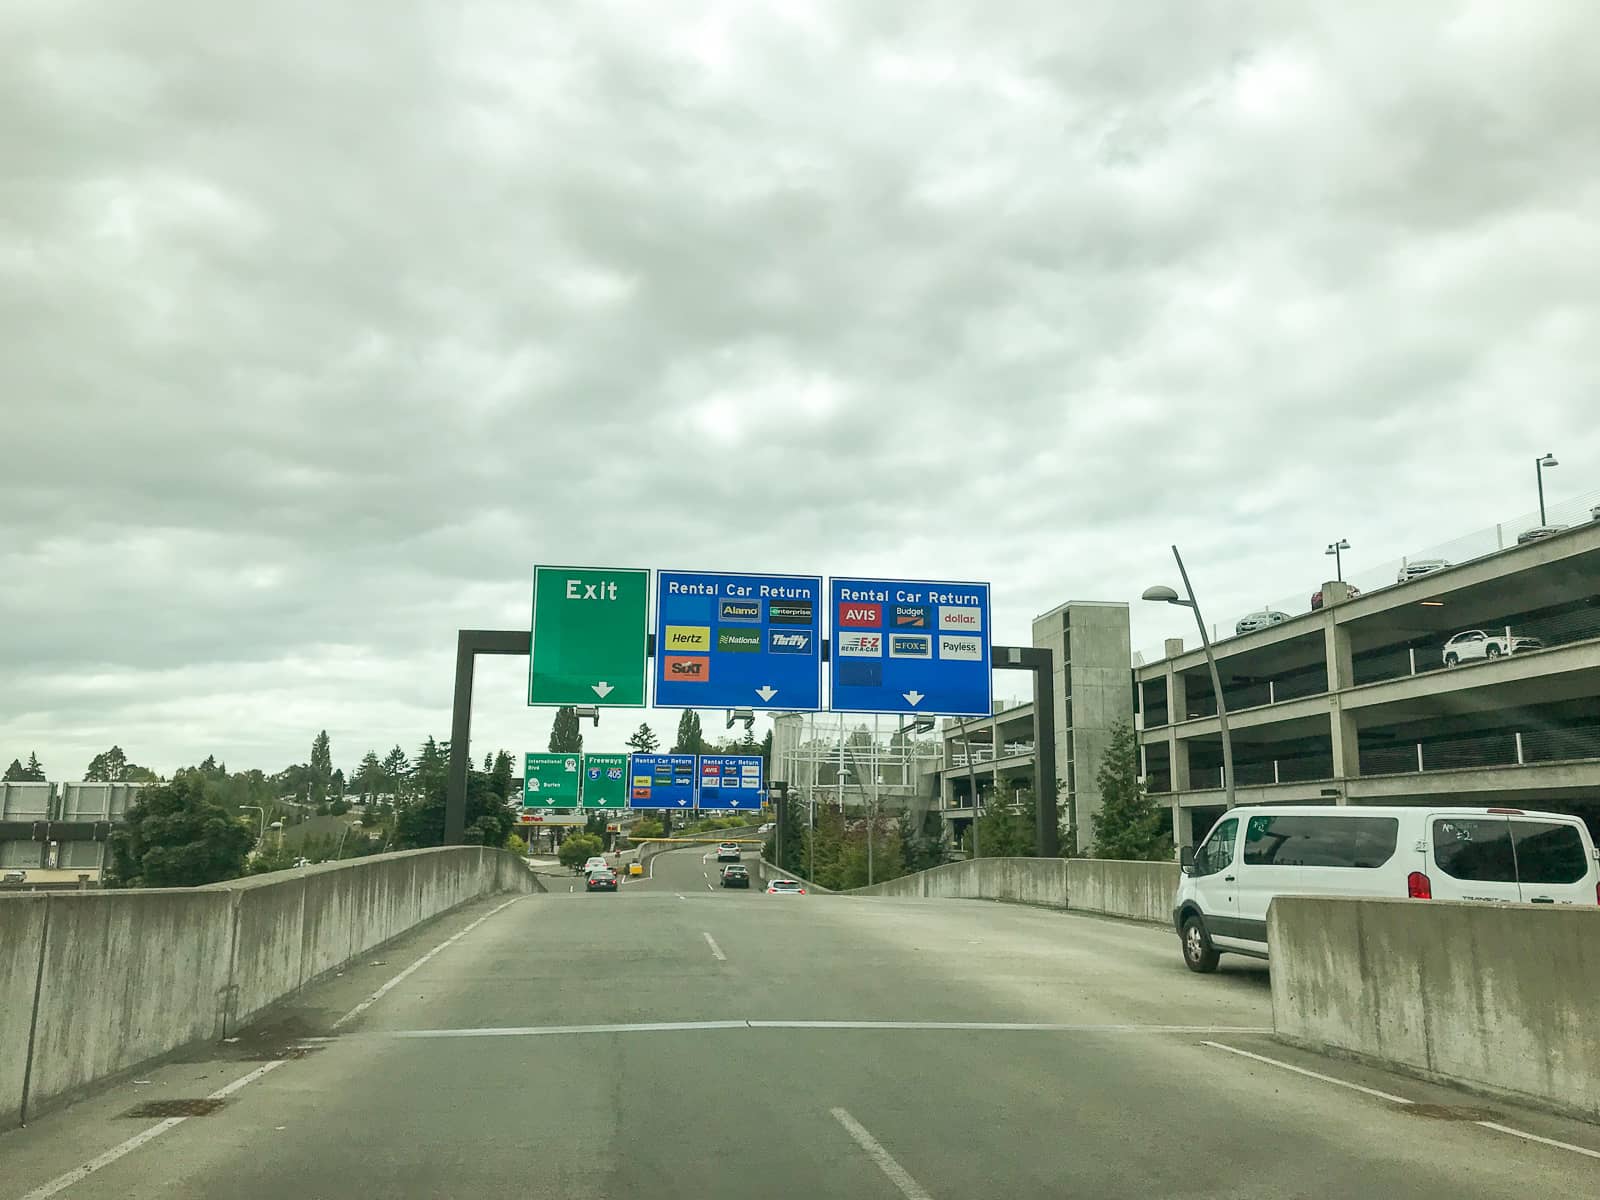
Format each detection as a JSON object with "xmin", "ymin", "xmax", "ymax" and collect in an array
[
  {"xmin": 523, "ymin": 752, "xmax": 582, "ymax": 807},
  {"xmin": 580, "ymin": 753, "xmax": 628, "ymax": 808},
  {"xmin": 529, "ymin": 566, "xmax": 649, "ymax": 707}
]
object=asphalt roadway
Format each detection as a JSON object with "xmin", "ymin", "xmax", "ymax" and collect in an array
[{"xmin": 5, "ymin": 845, "xmax": 1599, "ymax": 1199}]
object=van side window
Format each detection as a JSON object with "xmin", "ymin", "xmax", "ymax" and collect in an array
[
  {"xmin": 1511, "ymin": 821, "xmax": 1587, "ymax": 885},
  {"xmin": 1193, "ymin": 818, "xmax": 1237, "ymax": 877},
  {"xmin": 1433, "ymin": 818, "xmax": 1516, "ymax": 881},
  {"xmin": 1243, "ymin": 816, "xmax": 1399, "ymax": 868}
]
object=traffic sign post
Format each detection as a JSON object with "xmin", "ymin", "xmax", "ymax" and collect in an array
[
  {"xmin": 523, "ymin": 752, "xmax": 582, "ymax": 807},
  {"xmin": 828, "ymin": 577, "xmax": 993, "ymax": 716},
  {"xmin": 528, "ymin": 566, "xmax": 648, "ymax": 707},
  {"xmin": 580, "ymin": 752, "xmax": 628, "ymax": 808},
  {"xmin": 696, "ymin": 754, "xmax": 764, "ymax": 810},
  {"xmin": 652, "ymin": 570, "xmax": 823, "ymax": 711},
  {"xmin": 627, "ymin": 753, "xmax": 697, "ymax": 809}
]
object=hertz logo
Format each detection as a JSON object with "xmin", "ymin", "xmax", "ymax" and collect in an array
[{"xmin": 664, "ymin": 625, "xmax": 711, "ymax": 651}]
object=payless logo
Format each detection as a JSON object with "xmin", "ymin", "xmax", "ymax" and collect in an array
[
  {"xmin": 938, "ymin": 606, "xmax": 982, "ymax": 631},
  {"xmin": 837, "ymin": 602, "xmax": 882, "ymax": 628},
  {"xmin": 893, "ymin": 605, "xmax": 930, "ymax": 628},
  {"xmin": 717, "ymin": 628, "xmax": 761, "ymax": 653},
  {"xmin": 768, "ymin": 601, "xmax": 814, "ymax": 625},
  {"xmin": 889, "ymin": 634, "xmax": 932, "ymax": 659},
  {"xmin": 838, "ymin": 632, "xmax": 883, "ymax": 657},
  {"xmin": 664, "ymin": 655, "xmax": 710, "ymax": 680},
  {"xmin": 768, "ymin": 630, "xmax": 813, "ymax": 654},
  {"xmin": 719, "ymin": 599, "xmax": 761, "ymax": 623},
  {"xmin": 938, "ymin": 634, "xmax": 983, "ymax": 662},
  {"xmin": 665, "ymin": 625, "xmax": 711, "ymax": 651}
]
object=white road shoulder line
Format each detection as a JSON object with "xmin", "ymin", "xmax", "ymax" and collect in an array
[
  {"xmin": 17, "ymin": 1061, "xmax": 287, "ymax": 1200},
  {"xmin": 332, "ymin": 895, "xmax": 523, "ymax": 1031},
  {"xmin": 702, "ymin": 932, "xmax": 726, "ymax": 961},
  {"xmin": 831, "ymin": 1107, "xmax": 934, "ymax": 1200},
  {"xmin": 1203, "ymin": 1042, "xmax": 1600, "ymax": 1161}
]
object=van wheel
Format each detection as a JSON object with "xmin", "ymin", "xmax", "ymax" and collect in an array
[
  {"xmin": 1486, "ymin": 644, "xmax": 1502, "ymax": 659},
  {"xmin": 1181, "ymin": 916, "xmax": 1220, "ymax": 973},
  {"xmin": 1444, "ymin": 653, "xmax": 1458, "ymax": 667}
]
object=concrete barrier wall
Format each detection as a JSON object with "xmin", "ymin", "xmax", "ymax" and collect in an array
[
  {"xmin": 1270, "ymin": 897, "xmax": 1600, "ymax": 1121},
  {"xmin": 0, "ymin": 847, "xmax": 534, "ymax": 1129},
  {"xmin": 848, "ymin": 857, "xmax": 1176, "ymax": 923},
  {"xmin": 0, "ymin": 895, "xmax": 48, "ymax": 1129},
  {"xmin": 1068, "ymin": 860, "xmax": 1179, "ymax": 923}
]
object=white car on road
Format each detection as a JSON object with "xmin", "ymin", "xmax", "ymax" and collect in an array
[
  {"xmin": 1234, "ymin": 611, "xmax": 1289, "ymax": 636},
  {"xmin": 1397, "ymin": 558, "xmax": 1450, "ymax": 583},
  {"xmin": 715, "ymin": 842, "xmax": 742, "ymax": 863},
  {"xmin": 1442, "ymin": 629, "xmax": 1543, "ymax": 666},
  {"xmin": 582, "ymin": 856, "xmax": 609, "ymax": 874},
  {"xmin": 765, "ymin": 879, "xmax": 806, "ymax": 895}
]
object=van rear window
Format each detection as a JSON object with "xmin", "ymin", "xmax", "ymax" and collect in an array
[
  {"xmin": 1242, "ymin": 815, "xmax": 1398, "ymax": 868},
  {"xmin": 1511, "ymin": 821, "xmax": 1588, "ymax": 885},
  {"xmin": 1433, "ymin": 818, "xmax": 1516, "ymax": 881}
]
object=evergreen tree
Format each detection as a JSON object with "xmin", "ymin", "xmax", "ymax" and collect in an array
[
  {"xmin": 84, "ymin": 745, "xmax": 130, "ymax": 782},
  {"xmin": 23, "ymin": 751, "xmax": 46, "ymax": 781},
  {"xmin": 489, "ymin": 750, "xmax": 514, "ymax": 801},
  {"xmin": 2, "ymin": 758, "xmax": 26, "ymax": 782},
  {"xmin": 549, "ymin": 707, "xmax": 584, "ymax": 753},
  {"xmin": 625, "ymin": 723, "xmax": 660, "ymax": 753},
  {"xmin": 356, "ymin": 750, "xmax": 383, "ymax": 800},
  {"xmin": 414, "ymin": 736, "xmax": 447, "ymax": 798},
  {"xmin": 309, "ymin": 730, "xmax": 333, "ymax": 802},
  {"xmin": 671, "ymin": 711, "xmax": 706, "ymax": 755},
  {"xmin": 382, "ymin": 746, "xmax": 410, "ymax": 802},
  {"xmin": 1092, "ymin": 722, "xmax": 1169, "ymax": 861}
]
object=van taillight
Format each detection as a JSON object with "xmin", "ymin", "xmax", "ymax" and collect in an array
[{"xmin": 1407, "ymin": 872, "xmax": 1432, "ymax": 899}]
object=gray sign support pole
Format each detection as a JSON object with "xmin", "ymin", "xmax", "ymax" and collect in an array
[{"xmin": 446, "ymin": 631, "xmax": 1055, "ymax": 855}]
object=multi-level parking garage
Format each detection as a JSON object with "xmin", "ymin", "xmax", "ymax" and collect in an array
[{"xmin": 1137, "ymin": 519, "xmax": 1600, "ymax": 846}]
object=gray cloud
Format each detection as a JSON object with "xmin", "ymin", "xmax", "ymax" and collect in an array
[{"xmin": 4, "ymin": 0, "xmax": 1598, "ymax": 776}]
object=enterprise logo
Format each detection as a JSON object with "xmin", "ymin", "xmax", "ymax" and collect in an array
[
  {"xmin": 719, "ymin": 599, "xmax": 761, "ymax": 623},
  {"xmin": 768, "ymin": 630, "xmax": 813, "ymax": 654},
  {"xmin": 837, "ymin": 632, "xmax": 883, "ymax": 657},
  {"xmin": 889, "ymin": 634, "xmax": 932, "ymax": 659},
  {"xmin": 768, "ymin": 601, "xmax": 814, "ymax": 625}
]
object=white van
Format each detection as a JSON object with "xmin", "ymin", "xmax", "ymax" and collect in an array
[{"xmin": 1173, "ymin": 805, "xmax": 1599, "ymax": 973}]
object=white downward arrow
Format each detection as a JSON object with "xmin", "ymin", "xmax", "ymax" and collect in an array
[
  {"xmin": 904, "ymin": 690, "xmax": 925, "ymax": 706},
  {"xmin": 677, "ymin": 799, "xmax": 689, "ymax": 806},
  {"xmin": 592, "ymin": 682, "xmax": 613, "ymax": 698},
  {"xmin": 755, "ymin": 685, "xmax": 778, "ymax": 701}
]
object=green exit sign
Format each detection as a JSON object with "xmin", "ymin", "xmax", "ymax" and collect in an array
[
  {"xmin": 524, "ymin": 752, "xmax": 582, "ymax": 807},
  {"xmin": 528, "ymin": 566, "xmax": 648, "ymax": 707}
]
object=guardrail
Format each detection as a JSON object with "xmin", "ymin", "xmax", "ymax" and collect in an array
[{"xmin": 846, "ymin": 857, "xmax": 1178, "ymax": 924}]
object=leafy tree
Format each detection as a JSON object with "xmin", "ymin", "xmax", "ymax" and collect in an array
[
  {"xmin": 558, "ymin": 832, "xmax": 604, "ymax": 872},
  {"xmin": 489, "ymin": 750, "xmax": 514, "ymax": 801},
  {"xmin": 355, "ymin": 750, "xmax": 383, "ymax": 800},
  {"xmin": 549, "ymin": 707, "xmax": 584, "ymax": 753},
  {"xmin": 309, "ymin": 730, "xmax": 333, "ymax": 803},
  {"xmin": 898, "ymin": 809, "xmax": 945, "ymax": 874},
  {"xmin": 382, "ymin": 745, "xmax": 410, "ymax": 802},
  {"xmin": 966, "ymin": 789, "xmax": 1037, "ymax": 858},
  {"xmin": 106, "ymin": 775, "xmax": 253, "ymax": 887},
  {"xmin": 625, "ymin": 723, "xmax": 660, "ymax": 753},
  {"xmin": 84, "ymin": 745, "xmax": 129, "ymax": 782},
  {"xmin": 360, "ymin": 802, "xmax": 382, "ymax": 827},
  {"xmin": 124, "ymin": 765, "xmax": 161, "ymax": 783},
  {"xmin": 394, "ymin": 768, "xmax": 513, "ymax": 850},
  {"xmin": 506, "ymin": 832, "xmax": 527, "ymax": 855},
  {"xmin": 329, "ymin": 796, "xmax": 350, "ymax": 816},
  {"xmin": 629, "ymin": 817, "xmax": 663, "ymax": 841},
  {"xmin": 760, "ymin": 729, "xmax": 773, "ymax": 774},
  {"xmin": 1093, "ymin": 721, "xmax": 1169, "ymax": 860},
  {"xmin": 2, "ymin": 758, "xmax": 24, "ymax": 782},
  {"xmin": 739, "ymin": 726, "xmax": 757, "ymax": 749},
  {"xmin": 330, "ymin": 767, "xmax": 345, "ymax": 799},
  {"xmin": 671, "ymin": 711, "xmax": 707, "ymax": 755},
  {"xmin": 248, "ymin": 844, "xmax": 297, "ymax": 875}
]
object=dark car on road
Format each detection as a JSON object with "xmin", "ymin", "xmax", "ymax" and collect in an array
[
  {"xmin": 720, "ymin": 864, "xmax": 750, "ymax": 888},
  {"xmin": 586, "ymin": 868, "xmax": 618, "ymax": 892}
]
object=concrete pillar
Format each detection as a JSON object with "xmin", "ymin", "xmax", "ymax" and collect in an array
[
  {"xmin": 1331, "ymin": 708, "xmax": 1360, "ymax": 785},
  {"xmin": 1168, "ymin": 669, "xmax": 1188, "ymax": 723},
  {"xmin": 1170, "ymin": 734, "xmax": 1191, "ymax": 792},
  {"xmin": 1324, "ymin": 617, "xmax": 1355, "ymax": 692},
  {"xmin": 1170, "ymin": 801, "xmax": 1183, "ymax": 849}
]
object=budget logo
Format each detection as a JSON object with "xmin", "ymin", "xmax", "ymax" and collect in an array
[
  {"xmin": 938, "ymin": 606, "xmax": 982, "ymax": 632},
  {"xmin": 664, "ymin": 625, "xmax": 711, "ymax": 651},
  {"xmin": 768, "ymin": 629, "xmax": 813, "ymax": 654},
  {"xmin": 838, "ymin": 632, "xmax": 883, "ymax": 657},
  {"xmin": 938, "ymin": 634, "xmax": 983, "ymax": 662},
  {"xmin": 889, "ymin": 634, "xmax": 932, "ymax": 659},
  {"xmin": 893, "ymin": 605, "xmax": 931, "ymax": 628},
  {"xmin": 717, "ymin": 628, "xmax": 761, "ymax": 653},
  {"xmin": 719, "ymin": 599, "xmax": 761, "ymax": 623},
  {"xmin": 837, "ymin": 602, "xmax": 882, "ymax": 628},
  {"xmin": 768, "ymin": 601, "xmax": 814, "ymax": 625},
  {"xmin": 664, "ymin": 655, "xmax": 710, "ymax": 680}
]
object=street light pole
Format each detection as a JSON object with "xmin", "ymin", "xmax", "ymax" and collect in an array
[
  {"xmin": 960, "ymin": 716, "xmax": 982, "ymax": 858},
  {"xmin": 1536, "ymin": 453, "xmax": 1558, "ymax": 525},
  {"xmin": 240, "ymin": 805, "xmax": 266, "ymax": 847},
  {"xmin": 1325, "ymin": 538, "xmax": 1349, "ymax": 582},
  {"xmin": 1143, "ymin": 545, "xmax": 1236, "ymax": 811}
]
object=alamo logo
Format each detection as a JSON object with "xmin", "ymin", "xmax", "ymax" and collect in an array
[{"xmin": 719, "ymin": 599, "xmax": 761, "ymax": 622}]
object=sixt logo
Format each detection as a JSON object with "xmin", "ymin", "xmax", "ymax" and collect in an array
[
  {"xmin": 889, "ymin": 634, "xmax": 932, "ymax": 658},
  {"xmin": 837, "ymin": 602, "xmax": 882, "ymax": 628},
  {"xmin": 719, "ymin": 599, "xmax": 761, "ymax": 623},
  {"xmin": 664, "ymin": 655, "xmax": 710, "ymax": 679},
  {"xmin": 893, "ymin": 605, "xmax": 931, "ymax": 628},
  {"xmin": 768, "ymin": 630, "xmax": 813, "ymax": 654}
]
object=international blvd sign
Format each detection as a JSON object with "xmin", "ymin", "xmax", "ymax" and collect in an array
[
  {"xmin": 652, "ymin": 570, "xmax": 823, "ymax": 711},
  {"xmin": 695, "ymin": 754, "xmax": 764, "ymax": 810},
  {"xmin": 528, "ymin": 566, "xmax": 648, "ymax": 707},
  {"xmin": 580, "ymin": 753, "xmax": 628, "ymax": 808},
  {"xmin": 523, "ymin": 752, "xmax": 582, "ymax": 807},
  {"xmin": 627, "ymin": 753, "xmax": 697, "ymax": 809},
  {"xmin": 828, "ymin": 577, "xmax": 993, "ymax": 716}
]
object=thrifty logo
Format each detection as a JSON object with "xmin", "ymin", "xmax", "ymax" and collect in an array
[
  {"xmin": 838, "ymin": 632, "xmax": 883, "ymax": 657},
  {"xmin": 717, "ymin": 628, "xmax": 761, "ymax": 653},
  {"xmin": 768, "ymin": 630, "xmax": 812, "ymax": 654},
  {"xmin": 889, "ymin": 634, "xmax": 932, "ymax": 658},
  {"xmin": 664, "ymin": 655, "xmax": 709, "ymax": 680},
  {"xmin": 665, "ymin": 625, "xmax": 711, "ymax": 651},
  {"xmin": 837, "ymin": 602, "xmax": 882, "ymax": 628},
  {"xmin": 719, "ymin": 599, "xmax": 761, "ymax": 623}
]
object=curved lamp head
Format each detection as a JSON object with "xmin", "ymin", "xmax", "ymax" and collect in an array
[
  {"xmin": 1141, "ymin": 585, "xmax": 1181, "ymax": 603},
  {"xmin": 1538, "ymin": 453, "xmax": 1558, "ymax": 468}
]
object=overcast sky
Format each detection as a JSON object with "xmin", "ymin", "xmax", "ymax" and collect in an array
[{"xmin": 4, "ymin": 1, "xmax": 1598, "ymax": 780}]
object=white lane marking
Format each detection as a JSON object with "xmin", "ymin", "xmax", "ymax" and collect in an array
[
  {"xmin": 387, "ymin": 1020, "xmax": 751, "ymax": 1038},
  {"xmin": 1475, "ymin": 1122, "xmax": 1600, "ymax": 1161},
  {"xmin": 702, "ymin": 932, "xmax": 726, "ymax": 961},
  {"xmin": 355, "ymin": 1019, "xmax": 1270, "ymax": 1040},
  {"xmin": 676, "ymin": 893, "xmax": 686, "ymax": 900},
  {"xmin": 1201, "ymin": 1041, "xmax": 1413, "ymax": 1104},
  {"xmin": 1204, "ymin": 1042, "xmax": 1600, "ymax": 1162},
  {"xmin": 331, "ymin": 896, "xmax": 523, "ymax": 1031},
  {"xmin": 17, "ymin": 1061, "xmax": 287, "ymax": 1200},
  {"xmin": 705, "ymin": 881, "xmax": 713, "ymax": 891},
  {"xmin": 831, "ymin": 1107, "xmax": 934, "ymax": 1200}
]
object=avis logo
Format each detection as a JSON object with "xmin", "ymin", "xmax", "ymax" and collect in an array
[{"xmin": 837, "ymin": 602, "xmax": 882, "ymax": 628}]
